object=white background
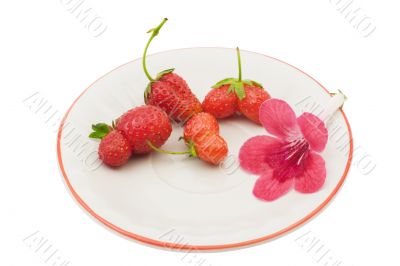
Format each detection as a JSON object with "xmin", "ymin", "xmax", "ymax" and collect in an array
[{"xmin": 0, "ymin": 0, "xmax": 398, "ymax": 265}]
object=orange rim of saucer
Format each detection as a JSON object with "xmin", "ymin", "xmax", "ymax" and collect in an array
[{"xmin": 57, "ymin": 47, "xmax": 353, "ymax": 251}]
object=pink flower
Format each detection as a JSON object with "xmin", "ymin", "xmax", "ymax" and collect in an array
[{"xmin": 239, "ymin": 98, "xmax": 328, "ymax": 201}]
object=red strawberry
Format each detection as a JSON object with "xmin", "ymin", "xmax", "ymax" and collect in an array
[
  {"xmin": 184, "ymin": 113, "xmax": 227, "ymax": 165},
  {"xmin": 146, "ymin": 72, "xmax": 202, "ymax": 123},
  {"xmin": 202, "ymin": 85, "xmax": 237, "ymax": 119},
  {"xmin": 142, "ymin": 18, "xmax": 202, "ymax": 123},
  {"xmin": 202, "ymin": 47, "xmax": 270, "ymax": 124},
  {"xmin": 183, "ymin": 112, "xmax": 219, "ymax": 142},
  {"xmin": 148, "ymin": 112, "xmax": 228, "ymax": 165},
  {"xmin": 190, "ymin": 133, "xmax": 228, "ymax": 165},
  {"xmin": 237, "ymin": 85, "xmax": 270, "ymax": 123},
  {"xmin": 116, "ymin": 105, "xmax": 172, "ymax": 154},
  {"xmin": 89, "ymin": 125, "xmax": 131, "ymax": 167}
]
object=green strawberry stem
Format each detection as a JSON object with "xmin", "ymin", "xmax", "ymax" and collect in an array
[
  {"xmin": 236, "ymin": 47, "xmax": 242, "ymax": 82},
  {"xmin": 147, "ymin": 140, "xmax": 197, "ymax": 157},
  {"xmin": 211, "ymin": 47, "xmax": 263, "ymax": 98},
  {"xmin": 142, "ymin": 18, "xmax": 168, "ymax": 82}
]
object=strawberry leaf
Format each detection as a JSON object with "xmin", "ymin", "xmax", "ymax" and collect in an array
[
  {"xmin": 144, "ymin": 82, "xmax": 152, "ymax": 101},
  {"xmin": 92, "ymin": 123, "xmax": 110, "ymax": 133},
  {"xmin": 250, "ymin": 80, "xmax": 263, "ymax": 88},
  {"xmin": 235, "ymin": 82, "xmax": 246, "ymax": 100},
  {"xmin": 211, "ymin": 78, "xmax": 235, "ymax": 89},
  {"xmin": 242, "ymin": 79, "xmax": 253, "ymax": 86},
  {"xmin": 227, "ymin": 83, "xmax": 235, "ymax": 93},
  {"xmin": 89, "ymin": 132, "xmax": 107, "ymax": 139},
  {"xmin": 155, "ymin": 68, "xmax": 175, "ymax": 80},
  {"xmin": 186, "ymin": 140, "xmax": 198, "ymax": 157},
  {"xmin": 242, "ymin": 79, "xmax": 264, "ymax": 88},
  {"xmin": 89, "ymin": 123, "xmax": 111, "ymax": 139},
  {"xmin": 144, "ymin": 68, "xmax": 175, "ymax": 100}
]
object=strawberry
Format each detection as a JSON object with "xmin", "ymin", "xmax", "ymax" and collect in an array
[
  {"xmin": 183, "ymin": 112, "xmax": 219, "ymax": 143},
  {"xmin": 202, "ymin": 47, "xmax": 270, "ymax": 124},
  {"xmin": 89, "ymin": 124, "xmax": 131, "ymax": 167},
  {"xmin": 148, "ymin": 112, "xmax": 228, "ymax": 165},
  {"xmin": 116, "ymin": 105, "xmax": 172, "ymax": 154},
  {"xmin": 184, "ymin": 112, "xmax": 227, "ymax": 164},
  {"xmin": 142, "ymin": 18, "xmax": 202, "ymax": 123},
  {"xmin": 190, "ymin": 132, "xmax": 228, "ymax": 165},
  {"xmin": 201, "ymin": 85, "xmax": 237, "ymax": 119},
  {"xmin": 237, "ymin": 85, "xmax": 270, "ymax": 123}
]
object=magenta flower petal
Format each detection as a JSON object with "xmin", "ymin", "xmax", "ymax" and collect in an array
[
  {"xmin": 253, "ymin": 169, "xmax": 294, "ymax": 201},
  {"xmin": 295, "ymin": 152, "xmax": 326, "ymax": 193},
  {"xmin": 259, "ymin": 99, "xmax": 299, "ymax": 140},
  {"xmin": 267, "ymin": 139, "xmax": 310, "ymax": 182},
  {"xmin": 239, "ymin": 135, "xmax": 282, "ymax": 175},
  {"xmin": 297, "ymin": 112, "xmax": 328, "ymax": 152},
  {"xmin": 240, "ymin": 97, "xmax": 331, "ymax": 201}
]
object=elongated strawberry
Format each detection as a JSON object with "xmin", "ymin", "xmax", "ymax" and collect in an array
[
  {"xmin": 202, "ymin": 47, "xmax": 270, "ymax": 124},
  {"xmin": 148, "ymin": 112, "xmax": 228, "ymax": 165},
  {"xmin": 89, "ymin": 124, "xmax": 131, "ymax": 167},
  {"xmin": 190, "ymin": 133, "xmax": 228, "ymax": 165},
  {"xmin": 116, "ymin": 105, "xmax": 172, "ymax": 154},
  {"xmin": 184, "ymin": 112, "xmax": 227, "ymax": 164},
  {"xmin": 142, "ymin": 18, "xmax": 202, "ymax": 123},
  {"xmin": 183, "ymin": 112, "xmax": 219, "ymax": 143}
]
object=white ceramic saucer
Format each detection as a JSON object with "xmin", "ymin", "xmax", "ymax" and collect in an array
[{"xmin": 57, "ymin": 47, "xmax": 352, "ymax": 251}]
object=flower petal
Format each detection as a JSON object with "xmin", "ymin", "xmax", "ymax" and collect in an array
[
  {"xmin": 239, "ymin": 135, "xmax": 282, "ymax": 175},
  {"xmin": 259, "ymin": 99, "xmax": 299, "ymax": 139},
  {"xmin": 295, "ymin": 152, "xmax": 326, "ymax": 193},
  {"xmin": 297, "ymin": 112, "xmax": 328, "ymax": 152},
  {"xmin": 253, "ymin": 169, "xmax": 294, "ymax": 201}
]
